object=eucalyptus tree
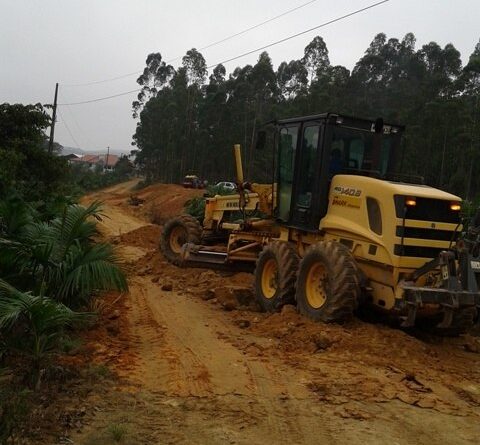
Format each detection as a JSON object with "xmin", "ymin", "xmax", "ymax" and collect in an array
[{"xmin": 132, "ymin": 53, "xmax": 175, "ymax": 118}]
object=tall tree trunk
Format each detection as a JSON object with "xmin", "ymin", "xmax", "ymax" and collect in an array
[{"xmin": 247, "ymin": 99, "xmax": 259, "ymax": 180}]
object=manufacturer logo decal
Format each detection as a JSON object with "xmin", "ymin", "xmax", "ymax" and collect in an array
[
  {"xmin": 333, "ymin": 186, "xmax": 362, "ymax": 197},
  {"xmin": 332, "ymin": 186, "xmax": 362, "ymax": 209}
]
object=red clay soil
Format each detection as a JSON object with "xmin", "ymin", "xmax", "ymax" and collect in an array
[
  {"xmin": 61, "ymin": 179, "xmax": 480, "ymax": 445},
  {"xmin": 131, "ymin": 182, "xmax": 204, "ymax": 224}
]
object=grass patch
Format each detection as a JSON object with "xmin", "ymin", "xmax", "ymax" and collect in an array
[
  {"xmin": 107, "ymin": 422, "xmax": 128, "ymax": 442},
  {"xmin": 87, "ymin": 363, "xmax": 112, "ymax": 379},
  {"xmin": 0, "ymin": 379, "xmax": 31, "ymax": 443},
  {"xmin": 59, "ymin": 336, "xmax": 83, "ymax": 354}
]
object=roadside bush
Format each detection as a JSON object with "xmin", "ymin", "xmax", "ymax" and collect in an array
[
  {"xmin": 184, "ymin": 184, "xmax": 235, "ymax": 221},
  {"xmin": 0, "ymin": 200, "xmax": 128, "ymax": 307},
  {"xmin": 0, "ymin": 280, "xmax": 91, "ymax": 389},
  {"xmin": 0, "ymin": 377, "xmax": 31, "ymax": 443}
]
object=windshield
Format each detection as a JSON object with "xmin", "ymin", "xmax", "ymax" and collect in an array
[{"xmin": 329, "ymin": 125, "xmax": 401, "ymax": 178}]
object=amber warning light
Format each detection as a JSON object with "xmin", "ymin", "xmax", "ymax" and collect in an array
[
  {"xmin": 450, "ymin": 202, "xmax": 461, "ymax": 211},
  {"xmin": 405, "ymin": 197, "xmax": 416, "ymax": 206}
]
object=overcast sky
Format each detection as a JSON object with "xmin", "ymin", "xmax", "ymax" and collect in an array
[{"xmin": 1, "ymin": 0, "xmax": 479, "ymax": 154}]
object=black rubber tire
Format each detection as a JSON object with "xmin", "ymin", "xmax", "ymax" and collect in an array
[
  {"xmin": 254, "ymin": 241, "xmax": 299, "ymax": 312},
  {"xmin": 296, "ymin": 240, "xmax": 360, "ymax": 323},
  {"xmin": 160, "ymin": 215, "xmax": 202, "ymax": 265}
]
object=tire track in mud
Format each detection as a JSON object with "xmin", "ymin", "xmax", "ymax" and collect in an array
[
  {"xmin": 123, "ymin": 280, "xmax": 206, "ymax": 397},
  {"xmin": 127, "ymin": 275, "xmax": 324, "ymax": 443},
  {"xmin": 130, "ymin": 277, "xmax": 251, "ymax": 397}
]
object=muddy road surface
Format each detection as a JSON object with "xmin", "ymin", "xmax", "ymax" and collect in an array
[{"xmin": 73, "ymin": 180, "xmax": 480, "ymax": 445}]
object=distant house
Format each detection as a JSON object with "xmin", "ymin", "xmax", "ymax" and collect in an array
[
  {"xmin": 70, "ymin": 153, "xmax": 119, "ymax": 172},
  {"xmin": 61, "ymin": 153, "xmax": 82, "ymax": 163},
  {"xmin": 99, "ymin": 154, "xmax": 119, "ymax": 172}
]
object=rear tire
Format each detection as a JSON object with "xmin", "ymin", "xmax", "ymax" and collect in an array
[
  {"xmin": 296, "ymin": 241, "xmax": 360, "ymax": 322},
  {"xmin": 254, "ymin": 242, "xmax": 299, "ymax": 312},
  {"xmin": 160, "ymin": 215, "xmax": 202, "ymax": 265}
]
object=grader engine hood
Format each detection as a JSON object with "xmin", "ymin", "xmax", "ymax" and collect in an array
[{"xmin": 320, "ymin": 175, "xmax": 462, "ymax": 269}]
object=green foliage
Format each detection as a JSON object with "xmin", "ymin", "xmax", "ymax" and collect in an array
[
  {"xmin": 0, "ymin": 103, "xmax": 130, "ymax": 424},
  {"xmin": 0, "ymin": 279, "xmax": 91, "ymax": 388},
  {"xmin": 184, "ymin": 184, "xmax": 235, "ymax": 220},
  {"xmin": 0, "ymin": 195, "xmax": 36, "ymax": 237},
  {"xmin": 114, "ymin": 155, "xmax": 135, "ymax": 177},
  {"xmin": 133, "ymin": 36, "xmax": 480, "ymax": 200},
  {"xmin": 69, "ymin": 157, "xmax": 134, "ymax": 194},
  {"xmin": 0, "ymin": 378, "xmax": 31, "ymax": 443},
  {"xmin": 58, "ymin": 335, "xmax": 82, "ymax": 354},
  {"xmin": 86, "ymin": 363, "xmax": 112, "ymax": 380},
  {"xmin": 0, "ymin": 200, "xmax": 128, "ymax": 307},
  {"xmin": 107, "ymin": 423, "xmax": 128, "ymax": 442},
  {"xmin": 0, "ymin": 103, "xmax": 69, "ymax": 202},
  {"xmin": 184, "ymin": 196, "xmax": 206, "ymax": 220}
]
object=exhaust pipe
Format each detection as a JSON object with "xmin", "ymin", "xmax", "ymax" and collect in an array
[{"xmin": 234, "ymin": 144, "xmax": 244, "ymax": 184}]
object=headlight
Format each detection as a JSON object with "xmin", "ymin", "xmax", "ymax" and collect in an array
[{"xmin": 450, "ymin": 202, "xmax": 461, "ymax": 211}]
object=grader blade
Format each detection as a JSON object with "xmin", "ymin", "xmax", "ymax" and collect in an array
[{"xmin": 181, "ymin": 242, "xmax": 229, "ymax": 265}]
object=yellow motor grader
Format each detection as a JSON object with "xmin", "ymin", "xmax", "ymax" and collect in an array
[{"xmin": 161, "ymin": 113, "xmax": 480, "ymax": 334}]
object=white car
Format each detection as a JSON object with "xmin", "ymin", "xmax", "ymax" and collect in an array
[{"xmin": 215, "ymin": 181, "xmax": 236, "ymax": 191}]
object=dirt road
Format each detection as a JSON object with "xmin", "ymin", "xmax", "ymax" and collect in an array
[{"xmin": 74, "ymin": 180, "xmax": 480, "ymax": 445}]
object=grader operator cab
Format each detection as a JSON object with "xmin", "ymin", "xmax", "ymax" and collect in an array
[{"xmin": 161, "ymin": 113, "xmax": 480, "ymax": 334}]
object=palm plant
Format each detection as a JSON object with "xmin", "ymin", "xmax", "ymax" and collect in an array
[
  {"xmin": 0, "ymin": 200, "xmax": 128, "ymax": 307},
  {"xmin": 0, "ymin": 279, "xmax": 91, "ymax": 389}
]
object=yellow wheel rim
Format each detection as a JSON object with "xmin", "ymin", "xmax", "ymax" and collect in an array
[
  {"xmin": 169, "ymin": 226, "xmax": 187, "ymax": 253},
  {"xmin": 261, "ymin": 258, "xmax": 278, "ymax": 299},
  {"xmin": 305, "ymin": 262, "xmax": 328, "ymax": 309}
]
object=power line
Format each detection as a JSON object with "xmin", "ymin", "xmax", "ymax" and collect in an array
[
  {"xmin": 207, "ymin": 0, "xmax": 390, "ymax": 69},
  {"xmin": 57, "ymin": 0, "xmax": 391, "ymax": 106},
  {"xmin": 62, "ymin": 70, "xmax": 142, "ymax": 88},
  {"xmin": 61, "ymin": 0, "xmax": 320, "ymax": 87},
  {"xmin": 171, "ymin": 0, "xmax": 320, "ymax": 61},
  {"xmin": 57, "ymin": 109, "xmax": 81, "ymax": 148},
  {"xmin": 60, "ymin": 87, "xmax": 96, "ymax": 148},
  {"xmin": 65, "ymin": 103, "xmax": 94, "ymax": 149},
  {"xmin": 57, "ymin": 88, "xmax": 142, "ymax": 106}
]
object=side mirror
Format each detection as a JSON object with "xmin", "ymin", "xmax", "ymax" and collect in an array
[{"xmin": 255, "ymin": 130, "xmax": 266, "ymax": 150}]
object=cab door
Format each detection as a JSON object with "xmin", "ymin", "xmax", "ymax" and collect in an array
[
  {"xmin": 276, "ymin": 125, "xmax": 299, "ymax": 223},
  {"xmin": 290, "ymin": 123, "xmax": 322, "ymax": 229}
]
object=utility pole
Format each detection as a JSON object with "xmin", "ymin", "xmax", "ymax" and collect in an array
[
  {"xmin": 48, "ymin": 82, "xmax": 59, "ymax": 153},
  {"xmin": 105, "ymin": 146, "xmax": 110, "ymax": 172}
]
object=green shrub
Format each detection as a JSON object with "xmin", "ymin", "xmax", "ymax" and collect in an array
[
  {"xmin": 0, "ymin": 200, "xmax": 128, "ymax": 307},
  {"xmin": 0, "ymin": 378, "xmax": 31, "ymax": 443},
  {"xmin": 184, "ymin": 184, "xmax": 236, "ymax": 221},
  {"xmin": 0, "ymin": 280, "xmax": 92, "ymax": 388},
  {"xmin": 107, "ymin": 423, "xmax": 128, "ymax": 442}
]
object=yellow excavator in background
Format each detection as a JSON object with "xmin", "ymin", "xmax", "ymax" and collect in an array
[{"xmin": 161, "ymin": 113, "xmax": 480, "ymax": 334}]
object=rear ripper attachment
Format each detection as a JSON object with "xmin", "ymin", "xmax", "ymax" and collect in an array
[{"xmin": 398, "ymin": 249, "xmax": 480, "ymax": 331}]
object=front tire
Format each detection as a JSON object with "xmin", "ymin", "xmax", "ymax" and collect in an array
[
  {"xmin": 160, "ymin": 215, "xmax": 202, "ymax": 265},
  {"xmin": 296, "ymin": 241, "xmax": 360, "ymax": 322},
  {"xmin": 254, "ymin": 242, "xmax": 299, "ymax": 312}
]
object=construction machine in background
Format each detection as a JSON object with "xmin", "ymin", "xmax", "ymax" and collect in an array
[{"xmin": 161, "ymin": 113, "xmax": 480, "ymax": 334}]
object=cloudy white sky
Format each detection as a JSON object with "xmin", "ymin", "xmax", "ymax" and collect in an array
[{"xmin": 1, "ymin": 0, "xmax": 479, "ymax": 154}]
